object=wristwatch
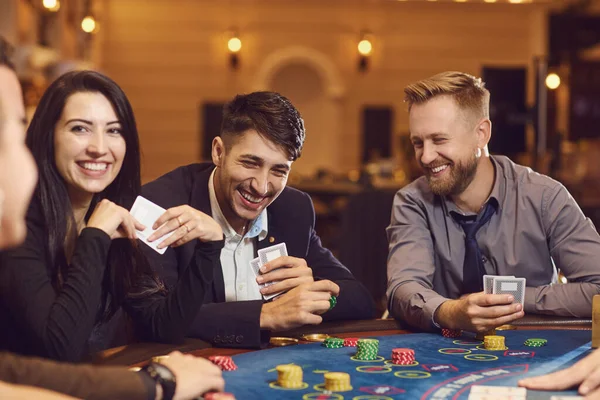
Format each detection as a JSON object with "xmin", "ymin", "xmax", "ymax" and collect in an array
[{"xmin": 142, "ymin": 362, "xmax": 177, "ymax": 400}]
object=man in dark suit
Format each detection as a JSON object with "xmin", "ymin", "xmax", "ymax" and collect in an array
[{"xmin": 142, "ymin": 91, "xmax": 375, "ymax": 348}]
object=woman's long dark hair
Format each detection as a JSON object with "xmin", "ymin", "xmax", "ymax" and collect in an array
[{"xmin": 26, "ymin": 70, "xmax": 163, "ymax": 321}]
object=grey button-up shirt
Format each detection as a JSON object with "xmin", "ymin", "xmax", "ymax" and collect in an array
[{"xmin": 386, "ymin": 155, "xmax": 600, "ymax": 331}]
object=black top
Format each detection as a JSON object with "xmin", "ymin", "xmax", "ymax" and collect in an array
[
  {"xmin": 142, "ymin": 163, "xmax": 377, "ymax": 349},
  {"xmin": 0, "ymin": 198, "xmax": 224, "ymax": 362}
]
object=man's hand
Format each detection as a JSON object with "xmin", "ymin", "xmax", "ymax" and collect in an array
[
  {"xmin": 256, "ymin": 256, "xmax": 314, "ymax": 296},
  {"xmin": 159, "ymin": 351, "xmax": 227, "ymax": 400},
  {"xmin": 147, "ymin": 205, "xmax": 223, "ymax": 248},
  {"xmin": 519, "ymin": 347, "xmax": 600, "ymax": 397},
  {"xmin": 259, "ymin": 280, "xmax": 340, "ymax": 331},
  {"xmin": 434, "ymin": 292, "xmax": 524, "ymax": 332}
]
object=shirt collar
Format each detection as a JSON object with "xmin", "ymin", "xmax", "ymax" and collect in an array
[
  {"xmin": 442, "ymin": 156, "xmax": 502, "ymax": 217},
  {"xmin": 208, "ymin": 168, "xmax": 268, "ymax": 241}
]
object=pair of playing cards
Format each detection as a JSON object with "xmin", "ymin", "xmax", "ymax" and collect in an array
[
  {"xmin": 468, "ymin": 385, "xmax": 526, "ymax": 400},
  {"xmin": 130, "ymin": 196, "xmax": 175, "ymax": 254},
  {"xmin": 250, "ymin": 243, "xmax": 288, "ymax": 301},
  {"xmin": 483, "ymin": 275, "xmax": 526, "ymax": 306}
]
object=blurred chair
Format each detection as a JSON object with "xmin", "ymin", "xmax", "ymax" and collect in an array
[{"xmin": 338, "ymin": 189, "xmax": 397, "ymax": 316}]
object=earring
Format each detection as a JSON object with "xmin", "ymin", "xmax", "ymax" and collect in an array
[{"xmin": 476, "ymin": 147, "xmax": 482, "ymax": 158}]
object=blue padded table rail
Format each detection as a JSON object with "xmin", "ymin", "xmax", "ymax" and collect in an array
[{"xmin": 223, "ymin": 329, "xmax": 591, "ymax": 399}]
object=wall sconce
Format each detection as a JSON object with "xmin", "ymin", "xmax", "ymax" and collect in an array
[
  {"xmin": 42, "ymin": 0, "xmax": 61, "ymax": 12},
  {"xmin": 227, "ymin": 33, "xmax": 242, "ymax": 70},
  {"xmin": 545, "ymin": 73, "xmax": 561, "ymax": 90},
  {"xmin": 357, "ymin": 34, "xmax": 373, "ymax": 73},
  {"xmin": 81, "ymin": 15, "xmax": 98, "ymax": 34}
]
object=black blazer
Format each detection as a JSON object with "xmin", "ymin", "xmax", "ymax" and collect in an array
[{"xmin": 142, "ymin": 163, "xmax": 376, "ymax": 348}]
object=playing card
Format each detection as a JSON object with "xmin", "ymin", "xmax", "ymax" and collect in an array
[
  {"xmin": 258, "ymin": 243, "xmax": 288, "ymax": 266},
  {"xmin": 130, "ymin": 196, "xmax": 175, "ymax": 254},
  {"xmin": 492, "ymin": 277, "xmax": 526, "ymax": 306},
  {"xmin": 483, "ymin": 275, "xmax": 515, "ymax": 294}
]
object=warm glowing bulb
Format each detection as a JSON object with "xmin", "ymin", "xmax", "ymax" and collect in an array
[
  {"xmin": 546, "ymin": 73, "xmax": 561, "ymax": 90},
  {"xmin": 81, "ymin": 16, "xmax": 96, "ymax": 33},
  {"xmin": 454, "ymin": 0, "xmax": 468, "ymax": 3},
  {"xmin": 509, "ymin": 0, "xmax": 523, "ymax": 3},
  {"xmin": 358, "ymin": 39, "xmax": 372, "ymax": 56},
  {"xmin": 484, "ymin": 0, "xmax": 497, "ymax": 3},
  {"xmin": 43, "ymin": 0, "xmax": 60, "ymax": 11},
  {"xmin": 228, "ymin": 37, "xmax": 242, "ymax": 53}
]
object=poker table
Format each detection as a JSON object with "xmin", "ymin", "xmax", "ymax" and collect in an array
[{"xmin": 95, "ymin": 316, "xmax": 593, "ymax": 400}]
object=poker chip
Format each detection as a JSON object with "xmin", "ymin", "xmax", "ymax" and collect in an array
[
  {"xmin": 324, "ymin": 372, "xmax": 352, "ymax": 392},
  {"xmin": 441, "ymin": 328, "xmax": 462, "ymax": 338},
  {"xmin": 343, "ymin": 338, "xmax": 359, "ymax": 347},
  {"xmin": 483, "ymin": 335, "xmax": 506, "ymax": 350},
  {"xmin": 203, "ymin": 392, "xmax": 235, "ymax": 400},
  {"xmin": 208, "ymin": 355, "xmax": 237, "ymax": 371},
  {"xmin": 355, "ymin": 338, "xmax": 379, "ymax": 360},
  {"xmin": 276, "ymin": 364, "xmax": 304, "ymax": 388},
  {"xmin": 323, "ymin": 337, "xmax": 344, "ymax": 349},
  {"xmin": 391, "ymin": 348, "xmax": 415, "ymax": 365},
  {"xmin": 524, "ymin": 338, "xmax": 547, "ymax": 347}
]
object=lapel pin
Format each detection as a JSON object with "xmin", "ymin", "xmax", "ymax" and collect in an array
[{"xmin": 269, "ymin": 236, "xmax": 275, "ymax": 243}]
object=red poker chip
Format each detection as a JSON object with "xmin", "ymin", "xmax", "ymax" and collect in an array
[
  {"xmin": 441, "ymin": 328, "xmax": 462, "ymax": 338},
  {"xmin": 392, "ymin": 348, "xmax": 415, "ymax": 354},
  {"xmin": 204, "ymin": 392, "xmax": 235, "ymax": 400},
  {"xmin": 343, "ymin": 338, "xmax": 360, "ymax": 347},
  {"xmin": 208, "ymin": 356, "xmax": 238, "ymax": 371}
]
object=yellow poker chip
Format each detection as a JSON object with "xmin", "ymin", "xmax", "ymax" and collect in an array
[
  {"xmin": 301, "ymin": 333, "xmax": 330, "ymax": 342},
  {"xmin": 270, "ymin": 337, "xmax": 300, "ymax": 347}
]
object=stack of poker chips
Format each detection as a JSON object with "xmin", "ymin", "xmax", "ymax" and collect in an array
[
  {"xmin": 343, "ymin": 337, "xmax": 359, "ymax": 347},
  {"xmin": 476, "ymin": 329, "xmax": 496, "ymax": 341},
  {"xmin": 355, "ymin": 338, "xmax": 379, "ymax": 360},
  {"xmin": 324, "ymin": 372, "xmax": 352, "ymax": 392},
  {"xmin": 441, "ymin": 328, "xmax": 462, "ymax": 338},
  {"xmin": 275, "ymin": 364, "xmax": 304, "ymax": 388},
  {"xmin": 323, "ymin": 337, "xmax": 344, "ymax": 348},
  {"xmin": 483, "ymin": 335, "xmax": 506, "ymax": 350},
  {"xmin": 524, "ymin": 338, "xmax": 547, "ymax": 347},
  {"xmin": 208, "ymin": 355, "xmax": 237, "ymax": 371},
  {"xmin": 391, "ymin": 348, "xmax": 415, "ymax": 365}
]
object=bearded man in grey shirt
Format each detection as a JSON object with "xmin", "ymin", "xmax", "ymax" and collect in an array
[{"xmin": 386, "ymin": 71, "xmax": 600, "ymax": 333}]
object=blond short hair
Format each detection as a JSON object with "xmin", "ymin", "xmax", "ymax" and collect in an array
[{"xmin": 404, "ymin": 71, "xmax": 490, "ymax": 120}]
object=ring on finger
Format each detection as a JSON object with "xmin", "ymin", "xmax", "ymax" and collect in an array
[{"xmin": 182, "ymin": 224, "xmax": 190, "ymax": 234}]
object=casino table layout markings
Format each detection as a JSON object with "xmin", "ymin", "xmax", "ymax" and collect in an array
[{"xmin": 220, "ymin": 330, "xmax": 590, "ymax": 399}]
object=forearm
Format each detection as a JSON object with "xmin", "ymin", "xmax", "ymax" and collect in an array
[
  {"xmin": 524, "ymin": 282, "xmax": 600, "ymax": 317},
  {"xmin": 388, "ymin": 282, "xmax": 448, "ymax": 331},
  {"xmin": 0, "ymin": 352, "xmax": 148, "ymax": 400}
]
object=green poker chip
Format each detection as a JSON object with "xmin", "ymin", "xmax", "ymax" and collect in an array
[
  {"xmin": 524, "ymin": 338, "xmax": 547, "ymax": 347},
  {"xmin": 323, "ymin": 338, "xmax": 344, "ymax": 348}
]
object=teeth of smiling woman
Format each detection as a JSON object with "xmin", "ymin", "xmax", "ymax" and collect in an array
[
  {"xmin": 82, "ymin": 163, "xmax": 107, "ymax": 171},
  {"xmin": 241, "ymin": 191, "xmax": 262, "ymax": 203},
  {"xmin": 431, "ymin": 165, "xmax": 448, "ymax": 173}
]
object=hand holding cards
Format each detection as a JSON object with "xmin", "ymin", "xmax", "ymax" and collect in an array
[
  {"xmin": 250, "ymin": 243, "xmax": 288, "ymax": 300},
  {"xmin": 130, "ymin": 196, "xmax": 175, "ymax": 254},
  {"xmin": 483, "ymin": 274, "xmax": 526, "ymax": 307}
]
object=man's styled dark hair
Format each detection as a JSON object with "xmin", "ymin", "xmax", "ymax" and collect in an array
[
  {"xmin": 221, "ymin": 91, "xmax": 305, "ymax": 161},
  {"xmin": 0, "ymin": 36, "xmax": 15, "ymax": 70}
]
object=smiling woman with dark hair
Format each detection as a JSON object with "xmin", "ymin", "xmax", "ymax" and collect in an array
[{"xmin": 0, "ymin": 70, "xmax": 225, "ymax": 362}]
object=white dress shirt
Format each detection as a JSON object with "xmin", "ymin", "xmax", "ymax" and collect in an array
[{"xmin": 209, "ymin": 169, "xmax": 268, "ymax": 302}]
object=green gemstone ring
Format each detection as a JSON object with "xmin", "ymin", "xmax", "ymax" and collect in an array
[{"xmin": 329, "ymin": 295, "xmax": 337, "ymax": 310}]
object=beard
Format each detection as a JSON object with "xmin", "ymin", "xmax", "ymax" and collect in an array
[{"xmin": 425, "ymin": 152, "xmax": 478, "ymax": 197}]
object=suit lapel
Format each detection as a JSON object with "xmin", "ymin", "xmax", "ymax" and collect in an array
[{"xmin": 189, "ymin": 165, "xmax": 226, "ymax": 302}]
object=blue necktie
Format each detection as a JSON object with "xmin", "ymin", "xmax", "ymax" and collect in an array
[{"xmin": 451, "ymin": 202, "xmax": 496, "ymax": 294}]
